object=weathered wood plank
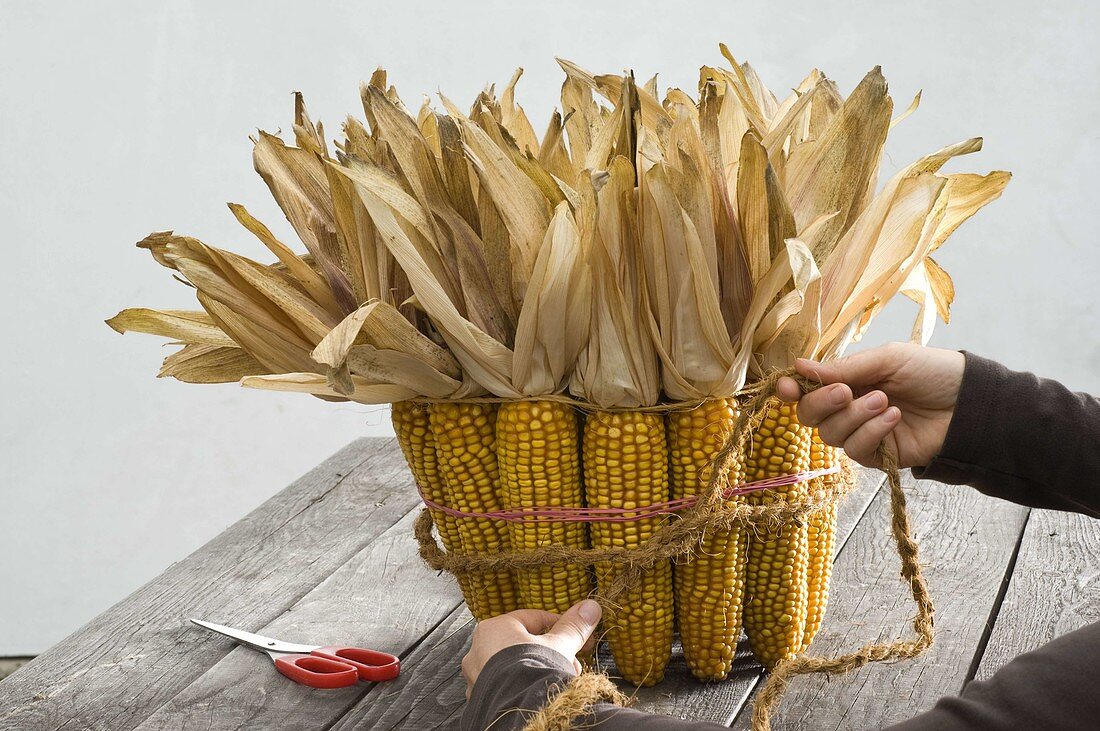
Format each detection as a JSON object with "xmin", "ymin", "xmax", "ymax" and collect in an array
[
  {"xmin": 0, "ymin": 438, "xmax": 423, "ymax": 731},
  {"xmin": 974, "ymin": 508, "xmax": 1100, "ymax": 681},
  {"xmin": 331, "ymin": 608, "xmax": 475, "ymax": 730},
  {"xmin": 730, "ymin": 477, "xmax": 1029, "ymax": 730},
  {"xmin": 133, "ymin": 509, "xmax": 463, "ymax": 730},
  {"xmin": 332, "ymin": 467, "xmax": 885, "ymax": 730}
]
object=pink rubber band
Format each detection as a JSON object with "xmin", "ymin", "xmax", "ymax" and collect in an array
[{"xmin": 418, "ymin": 466, "xmax": 841, "ymax": 524}]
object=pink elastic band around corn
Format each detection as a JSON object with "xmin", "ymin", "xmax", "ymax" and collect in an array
[{"xmin": 418, "ymin": 465, "xmax": 841, "ymax": 524}]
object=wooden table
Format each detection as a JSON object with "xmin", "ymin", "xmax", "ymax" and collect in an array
[{"xmin": 2, "ymin": 438, "xmax": 1096, "ymax": 730}]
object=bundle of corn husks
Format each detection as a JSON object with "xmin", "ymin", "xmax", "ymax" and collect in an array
[{"xmin": 110, "ymin": 48, "xmax": 1009, "ymax": 687}]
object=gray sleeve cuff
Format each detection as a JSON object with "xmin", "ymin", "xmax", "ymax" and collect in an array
[
  {"xmin": 912, "ymin": 350, "xmax": 1003, "ymax": 484},
  {"xmin": 463, "ymin": 644, "xmax": 576, "ymax": 731}
]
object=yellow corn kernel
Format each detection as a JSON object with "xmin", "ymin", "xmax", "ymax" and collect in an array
[
  {"xmin": 394, "ymin": 400, "xmax": 490, "ymax": 614},
  {"xmin": 669, "ymin": 398, "xmax": 746, "ymax": 681},
  {"xmin": 429, "ymin": 401, "xmax": 519, "ymax": 620},
  {"xmin": 803, "ymin": 431, "xmax": 840, "ymax": 650},
  {"xmin": 392, "ymin": 401, "xmax": 464, "ymax": 551},
  {"xmin": 584, "ymin": 410, "xmax": 673, "ymax": 686},
  {"xmin": 743, "ymin": 401, "xmax": 811, "ymax": 669},
  {"xmin": 497, "ymin": 400, "xmax": 593, "ymax": 613}
]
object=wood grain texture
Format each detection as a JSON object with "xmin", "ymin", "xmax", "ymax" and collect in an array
[
  {"xmin": 0, "ymin": 438, "xmax": 425, "ymax": 731},
  {"xmin": 329, "ymin": 467, "xmax": 885, "ymax": 730},
  {"xmin": 331, "ymin": 607, "xmax": 475, "ymax": 730},
  {"xmin": 974, "ymin": 508, "xmax": 1100, "ymax": 680},
  {"xmin": 133, "ymin": 509, "xmax": 463, "ymax": 731},
  {"xmin": 730, "ymin": 476, "xmax": 1029, "ymax": 730}
]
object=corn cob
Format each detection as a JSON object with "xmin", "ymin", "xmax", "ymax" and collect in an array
[
  {"xmin": 393, "ymin": 400, "xmax": 489, "ymax": 613},
  {"xmin": 583, "ymin": 410, "xmax": 674, "ymax": 686},
  {"xmin": 496, "ymin": 400, "xmax": 593, "ymax": 613},
  {"xmin": 428, "ymin": 401, "xmax": 519, "ymax": 620},
  {"xmin": 743, "ymin": 400, "xmax": 811, "ymax": 669},
  {"xmin": 392, "ymin": 401, "xmax": 465, "ymax": 551},
  {"xmin": 802, "ymin": 431, "xmax": 840, "ymax": 650},
  {"xmin": 669, "ymin": 398, "xmax": 747, "ymax": 681}
]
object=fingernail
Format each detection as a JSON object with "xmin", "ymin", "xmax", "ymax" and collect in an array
[
  {"xmin": 867, "ymin": 392, "xmax": 886, "ymax": 410},
  {"xmin": 578, "ymin": 599, "xmax": 601, "ymax": 623},
  {"xmin": 884, "ymin": 406, "xmax": 901, "ymax": 423},
  {"xmin": 829, "ymin": 385, "xmax": 847, "ymax": 405}
]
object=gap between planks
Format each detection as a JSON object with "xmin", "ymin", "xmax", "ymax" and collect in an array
[
  {"xmin": 963, "ymin": 508, "xmax": 1031, "ymax": 685},
  {"xmin": 973, "ymin": 507, "xmax": 1100, "ymax": 682}
]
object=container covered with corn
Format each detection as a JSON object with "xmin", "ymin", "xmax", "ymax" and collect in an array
[{"xmin": 109, "ymin": 48, "xmax": 1009, "ymax": 688}]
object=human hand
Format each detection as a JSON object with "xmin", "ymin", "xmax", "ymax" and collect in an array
[
  {"xmin": 460, "ymin": 599, "xmax": 602, "ymax": 698},
  {"xmin": 775, "ymin": 342, "xmax": 964, "ymax": 469}
]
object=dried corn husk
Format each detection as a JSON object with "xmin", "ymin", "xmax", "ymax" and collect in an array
[{"xmin": 109, "ymin": 48, "xmax": 1008, "ymax": 410}]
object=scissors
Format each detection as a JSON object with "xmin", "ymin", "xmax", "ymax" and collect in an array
[{"xmin": 190, "ymin": 618, "xmax": 400, "ymax": 689}]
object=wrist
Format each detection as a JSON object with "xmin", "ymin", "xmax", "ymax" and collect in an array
[
  {"xmin": 464, "ymin": 644, "xmax": 581, "ymax": 731},
  {"xmin": 920, "ymin": 351, "xmax": 995, "ymax": 468},
  {"xmin": 472, "ymin": 644, "xmax": 577, "ymax": 695}
]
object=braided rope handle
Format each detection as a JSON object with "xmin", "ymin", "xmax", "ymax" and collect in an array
[{"xmin": 750, "ymin": 436, "xmax": 934, "ymax": 729}]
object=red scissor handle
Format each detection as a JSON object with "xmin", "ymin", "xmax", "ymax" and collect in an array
[
  {"xmin": 274, "ymin": 654, "xmax": 360, "ymax": 689},
  {"xmin": 312, "ymin": 647, "xmax": 401, "ymax": 682}
]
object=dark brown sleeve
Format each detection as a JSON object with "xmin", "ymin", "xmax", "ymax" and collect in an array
[
  {"xmin": 913, "ymin": 351, "xmax": 1100, "ymax": 518},
  {"xmin": 884, "ymin": 620, "xmax": 1100, "ymax": 730},
  {"xmin": 462, "ymin": 644, "xmax": 726, "ymax": 731}
]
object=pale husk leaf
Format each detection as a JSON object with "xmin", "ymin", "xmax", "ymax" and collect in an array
[
  {"xmin": 639, "ymin": 165, "xmax": 734, "ymax": 400},
  {"xmin": 784, "ymin": 67, "xmax": 893, "ymax": 262},
  {"xmin": 891, "ymin": 90, "xmax": 922, "ymax": 129},
  {"xmin": 573, "ymin": 158, "xmax": 661, "ymax": 408},
  {"xmin": 199, "ymin": 294, "xmax": 318, "ymax": 375},
  {"xmin": 826, "ymin": 173, "xmax": 948, "ymax": 345},
  {"xmin": 818, "ymin": 138, "xmax": 984, "ymax": 345},
  {"xmin": 440, "ymin": 94, "xmax": 551, "ymax": 301},
  {"xmin": 500, "ymin": 68, "xmax": 541, "ymax": 155},
  {"xmin": 929, "ymin": 171, "xmax": 1012, "ymax": 251},
  {"xmin": 169, "ymin": 248, "xmax": 316, "ymax": 353},
  {"xmin": 899, "ymin": 258, "xmax": 949, "ymax": 346},
  {"xmin": 512, "ymin": 202, "xmax": 590, "ymax": 395},
  {"xmin": 721, "ymin": 239, "xmax": 813, "ymax": 391},
  {"xmin": 107, "ymin": 308, "xmax": 237, "ymax": 348},
  {"xmin": 241, "ymin": 372, "xmax": 417, "ymax": 404},
  {"xmin": 226, "ymin": 203, "xmax": 340, "ymax": 312},
  {"xmin": 159, "ymin": 344, "xmax": 268, "ymax": 383},
  {"xmin": 252, "ymin": 132, "xmax": 356, "ymax": 312},
  {"xmin": 349, "ymin": 179, "xmax": 519, "ymax": 397},
  {"xmin": 207, "ymin": 247, "xmax": 340, "ymax": 343},
  {"xmin": 345, "ymin": 345, "xmax": 462, "ymax": 398},
  {"xmin": 756, "ymin": 240, "xmax": 823, "ymax": 368}
]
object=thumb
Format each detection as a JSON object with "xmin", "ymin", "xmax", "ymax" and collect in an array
[{"xmin": 544, "ymin": 599, "xmax": 601, "ymax": 656}]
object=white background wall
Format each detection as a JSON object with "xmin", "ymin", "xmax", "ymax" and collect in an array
[{"xmin": 2, "ymin": 0, "xmax": 1097, "ymax": 655}]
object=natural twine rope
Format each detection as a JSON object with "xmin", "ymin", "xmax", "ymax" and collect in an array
[
  {"xmin": 413, "ymin": 467, "xmax": 852, "ymax": 600},
  {"xmin": 412, "ymin": 392, "xmax": 715, "ymax": 415},
  {"xmin": 413, "ymin": 368, "xmax": 935, "ymax": 731},
  {"xmin": 519, "ymin": 672, "xmax": 629, "ymax": 731}
]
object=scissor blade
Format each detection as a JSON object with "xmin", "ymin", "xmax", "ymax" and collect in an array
[{"xmin": 189, "ymin": 619, "xmax": 318, "ymax": 654}]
